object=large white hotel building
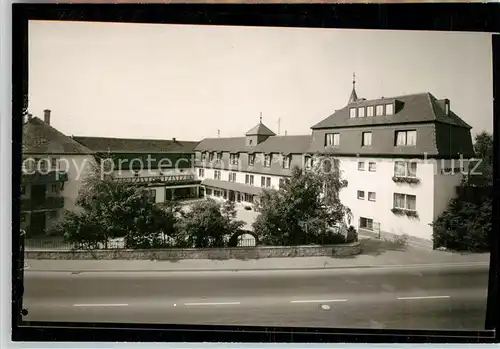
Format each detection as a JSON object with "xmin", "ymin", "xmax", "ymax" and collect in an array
[{"xmin": 194, "ymin": 82, "xmax": 474, "ymax": 243}]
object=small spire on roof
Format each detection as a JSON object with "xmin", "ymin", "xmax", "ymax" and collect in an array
[
  {"xmin": 348, "ymin": 72, "xmax": 359, "ymax": 104},
  {"xmin": 260, "ymin": 112, "xmax": 262, "ymax": 124}
]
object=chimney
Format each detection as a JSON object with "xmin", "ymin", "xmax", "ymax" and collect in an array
[
  {"xmin": 172, "ymin": 137, "xmax": 176, "ymax": 143},
  {"xmin": 27, "ymin": 113, "xmax": 32, "ymax": 121},
  {"xmin": 437, "ymin": 99, "xmax": 450, "ymax": 116},
  {"xmin": 43, "ymin": 109, "xmax": 51, "ymax": 125},
  {"xmin": 285, "ymin": 130, "xmax": 287, "ymax": 136}
]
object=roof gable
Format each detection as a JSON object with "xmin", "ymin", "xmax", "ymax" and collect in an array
[
  {"xmin": 22, "ymin": 117, "xmax": 93, "ymax": 155},
  {"xmin": 311, "ymin": 92, "xmax": 472, "ymax": 130},
  {"xmin": 244, "ymin": 122, "xmax": 276, "ymax": 136},
  {"xmin": 72, "ymin": 136, "xmax": 199, "ymax": 153}
]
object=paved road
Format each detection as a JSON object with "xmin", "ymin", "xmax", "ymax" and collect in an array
[{"xmin": 22, "ymin": 264, "xmax": 489, "ymax": 330}]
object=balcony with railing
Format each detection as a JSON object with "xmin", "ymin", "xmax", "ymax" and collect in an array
[
  {"xmin": 22, "ymin": 170, "xmax": 68, "ymax": 184},
  {"xmin": 114, "ymin": 174, "xmax": 200, "ymax": 186},
  {"xmin": 20, "ymin": 196, "xmax": 65, "ymax": 211}
]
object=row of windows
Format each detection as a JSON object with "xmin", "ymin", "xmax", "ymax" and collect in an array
[
  {"xmin": 20, "ymin": 210, "xmax": 59, "ymax": 223},
  {"xmin": 201, "ymin": 152, "xmax": 292, "ymax": 169},
  {"xmin": 357, "ymin": 191, "xmax": 416, "ymax": 209},
  {"xmin": 325, "ymin": 130, "xmax": 417, "ymax": 148},
  {"xmin": 349, "ymin": 103, "xmax": 394, "ymax": 119},
  {"xmin": 357, "ymin": 161, "xmax": 377, "ymax": 172},
  {"xmin": 206, "ymin": 188, "xmax": 255, "ymax": 203},
  {"xmin": 200, "ymin": 160, "xmax": 416, "ymax": 179},
  {"xmin": 202, "ymin": 169, "xmax": 288, "ymax": 190},
  {"xmin": 356, "ymin": 160, "xmax": 418, "ymax": 177},
  {"xmin": 357, "ymin": 193, "xmax": 417, "ymax": 231},
  {"xmin": 357, "ymin": 190, "xmax": 376, "ymax": 201},
  {"xmin": 20, "ymin": 183, "xmax": 61, "ymax": 195},
  {"xmin": 23, "ymin": 157, "xmax": 60, "ymax": 172}
]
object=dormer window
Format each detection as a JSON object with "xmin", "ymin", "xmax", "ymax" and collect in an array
[
  {"xmin": 230, "ymin": 153, "xmax": 239, "ymax": 165},
  {"xmin": 249, "ymin": 139, "xmax": 253, "ymax": 145},
  {"xmin": 305, "ymin": 156, "xmax": 313, "ymax": 170},
  {"xmin": 209, "ymin": 152, "xmax": 215, "ymax": 162},
  {"xmin": 248, "ymin": 154, "xmax": 255, "ymax": 166},
  {"xmin": 358, "ymin": 107, "xmax": 365, "ymax": 118},
  {"xmin": 367, "ymin": 106, "xmax": 374, "ymax": 117},
  {"xmin": 386, "ymin": 104, "xmax": 394, "ymax": 115},
  {"xmin": 264, "ymin": 154, "xmax": 272, "ymax": 167},
  {"xmin": 395, "ymin": 130, "xmax": 417, "ymax": 146},
  {"xmin": 325, "ymin": 133, "xmax": 339, "ymax": 147},
  {"xmin": 349, "ymin": 108, "xmax": 356, "ymax": 118},
  {"xmin": 376, "ymin": 105, "xmax": 384, "ymax": 116},
  {"xmin": 282, "ymin": 155, "xmax": 291, "ymax": 169},
  {"xmin": 201, "ymin": 152, "xmax": 207, "ymax": 161}
]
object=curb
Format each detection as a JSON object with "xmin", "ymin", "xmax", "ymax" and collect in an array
[{"xmin": 24, "ymin": 261, "xmax": 489, "ymax": 273}]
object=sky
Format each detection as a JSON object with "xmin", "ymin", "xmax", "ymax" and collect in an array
[{"xmin": 28, "ymin": 21, "xmax": 493, "ymax": 142}]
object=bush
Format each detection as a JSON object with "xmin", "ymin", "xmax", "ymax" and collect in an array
[
  {"xmin": 346, "ymin": 226, "xmax": 358, "ymax": 243},
  {"xmin": 432, "ymin": 197, "xmax": 491, "ymax": 252},
  {"xmin": 392, "ymin": 234, "xmax": 409, "ymax": 246}
]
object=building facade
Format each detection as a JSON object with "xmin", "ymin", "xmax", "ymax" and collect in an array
[
  {"xmin": 194, "ymin": 118, "xmax": 312, "ymax": 204},
  {"xmin": 23, "ymin": 83, "xmax": 474, "ymax": 243},
  {"xmin": 194, "ymin": 82, "xmax": 474, "ymax": 242},
  {"xmin": 21, "ymin": 110, "xmax": 95, "ymax": 236},
  {"xmin": 73, "ymin": 136, "xmax": 202, "ymax": 203}
]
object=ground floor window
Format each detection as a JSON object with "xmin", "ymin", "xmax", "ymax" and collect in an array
[
  {"xmin": 359, "ymin": 217, "xmax": 373, "ymax": 230},
  {"xmin": 206, "ymin": 188, "xmax": 212, "ymax": 196}
]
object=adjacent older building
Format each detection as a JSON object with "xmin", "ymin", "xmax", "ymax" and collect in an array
[
  {"xmin": 73, "ymin": 136, "xmax": 202, "ymax": 203},
  {"xmin": 21, "ymin": 110, "xmax": 95, "ymax": 236}
]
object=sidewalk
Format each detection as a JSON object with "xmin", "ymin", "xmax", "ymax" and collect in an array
[{"xmin": 25, "ymin": 238, "xmax": 490, "ymax": 273}]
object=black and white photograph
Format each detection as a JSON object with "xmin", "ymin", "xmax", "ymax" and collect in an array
[{"xmin": 16, "ymin": 18, "xmax": 494, "ymax": 335}]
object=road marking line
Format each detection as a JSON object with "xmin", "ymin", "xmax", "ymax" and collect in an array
[
  {"xmin": 290, "ymin": 299, "xmax": 348, "ymax": 303},
  {"xmin": 397, "ymin": 296, "xmax": 450, "ymax": 300},
  {"xmin": 184, "ymin": 302, "xmax": 241, "ymax": 306},
  {"xmin": 73, "ymin": 304, "xmax": 129, "ymax": 307}
]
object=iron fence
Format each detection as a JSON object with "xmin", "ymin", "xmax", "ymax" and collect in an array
[
  {"xmin": 24, "ymin": 234, "xmax": 350, "ymax": 251},
  {"xmin": 236, "ymin": 238, "xmax": 257, "ymax": 247}
]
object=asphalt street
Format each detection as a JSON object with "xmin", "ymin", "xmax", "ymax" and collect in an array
[{"xmin": 22, "ymin": 264, "xmax": 489, "ymax": 330}]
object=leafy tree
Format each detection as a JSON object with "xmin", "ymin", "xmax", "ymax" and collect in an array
[
  {"xmin": 175, "ymin": 198, "xmax": 245, "ymax": 248},
  {"xmin": 253, "ymin": 155, "xmax": 351, "ymax": 246},
  {"xmin": 432, "ymin": 131, "xmax": 492, "ymax": 252},
  {"xmin": 53, "ymin": 157, "xmax": 179, "ymax": 249}
]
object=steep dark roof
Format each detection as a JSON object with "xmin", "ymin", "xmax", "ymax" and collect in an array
[
  {"xmin": 72, "ymin": 136, "xmax": 199, "ymax": 153},
  {"xmin": 348, "ymin": 86, "xmax": 358, "ymax": 104},
  {"xmin": 311, "ymin": 92, "xmax": 472, "ymax": 130},
  {"xmin": 195, "ymin": 135, "xmax": 312, "ymax": 154},
  {"xmin": 23, "ymin": 117, "xmax": 94, "ymax": 155},
  {"xmin": 245, "ymin": 122, "xmax": 276, "ymax": 136}
]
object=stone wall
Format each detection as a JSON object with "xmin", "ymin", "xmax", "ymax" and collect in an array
[{"xmin": 25, "ymin": 242, "xmax": 361, "ymax": 260}]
